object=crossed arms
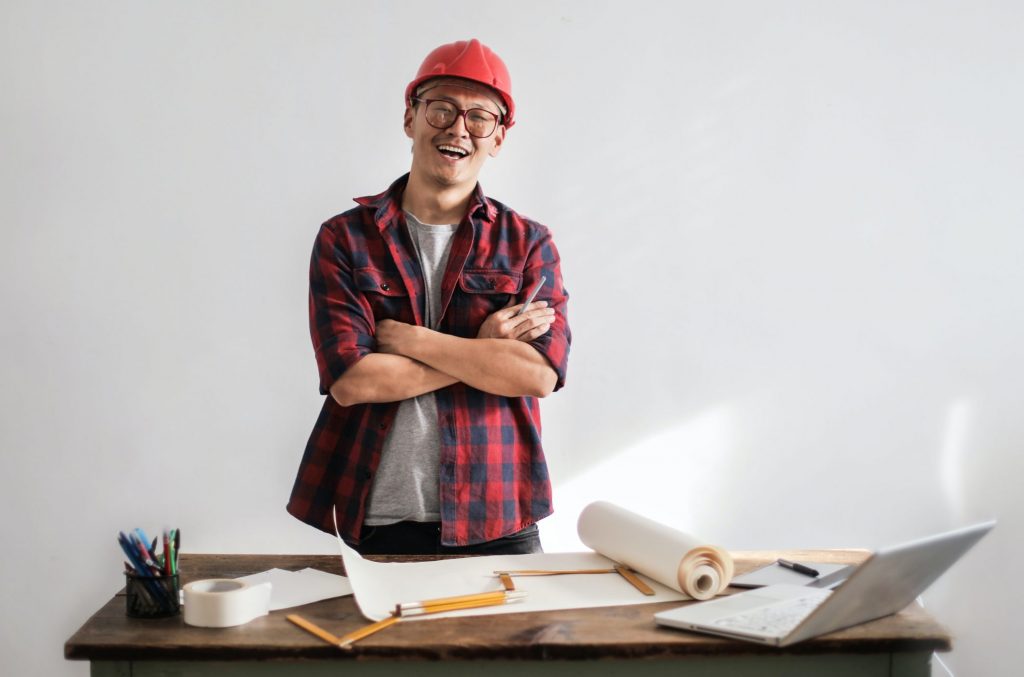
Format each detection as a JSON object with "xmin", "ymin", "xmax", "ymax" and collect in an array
[{"xmin": 329, "ymin": 301, "xmax": 557, "ymax": 406}]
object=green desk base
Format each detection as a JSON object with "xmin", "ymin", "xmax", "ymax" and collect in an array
[{"xmin": 93, "ymin": 652, "xmax": 932, "ymax": 677}]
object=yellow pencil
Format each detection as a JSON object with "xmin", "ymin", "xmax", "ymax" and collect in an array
[
  {"xmin": 494, "ymin": 568, "xmax": 618, "ymax": 576},
  {"xmin": 286, "ymin": 614, "xmax": 343, "ymax": 647},
  {"xmin": 337, "ymin": 615, "xmax": 401, "ymax": 649},
  {"xmin": 399, "ymin": 591, "xmax": 528, "ymax": 616},
  {"xmin": 396, "ymin": 589, "xmax": 525, "ymax": 615},
  {"xmin": 288, "ymin": 590, "xmax": 528, "ymax": 650}
]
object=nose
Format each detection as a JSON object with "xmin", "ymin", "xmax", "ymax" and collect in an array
[{"xmin": 446, "ymin": 111, "xmax": 470, "ymax": 138}]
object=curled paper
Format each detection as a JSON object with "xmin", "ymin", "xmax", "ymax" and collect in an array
[
  {"xmin": 183, "ymin": 578, "xmax": 272, "ymax": 628},
  {"xmin": 577, "ymin": 501, "xmax": 734, "ymax": 600}
]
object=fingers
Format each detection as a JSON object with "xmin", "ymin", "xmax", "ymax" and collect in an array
[
  {"xmin": 478, "ymin": 301, "xmax": 555, "ymax": 340},
  {"xmin": 505, "ymin": 300, "xmax": 549, "ymax": 320},
  {"xmin": 515, "ymin": 322, "xmax": 551, "ymax": 342},
  {"xmin": 510, "ymin": 306, "xmax": 555, "ymax": 342},
  {"xmin": 507, "ymin": 307, "xmax": 554, "ymax": 335}
]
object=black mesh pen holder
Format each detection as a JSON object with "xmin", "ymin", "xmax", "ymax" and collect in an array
[{"xmin": 125, "ymin": 572, "xmax": 181, "ymax": 618}]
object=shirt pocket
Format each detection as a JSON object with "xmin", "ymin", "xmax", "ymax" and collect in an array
[
  {"xmin": 456, "ymin": 268, "xmax": 523, "ymax": 331},
  {"xmin": 353, "ymin": 267, "xmax": 412, "ymax": 323}
]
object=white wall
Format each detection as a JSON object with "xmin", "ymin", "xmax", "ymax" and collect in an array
[{"xmin": 1, "ymin": 2, "xmax": 1020, "ymax": 676}]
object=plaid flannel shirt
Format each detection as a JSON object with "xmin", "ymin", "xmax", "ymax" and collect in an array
[{"xmin": 287, "ymin": 175, "xmax": 571, "ymax": 546}]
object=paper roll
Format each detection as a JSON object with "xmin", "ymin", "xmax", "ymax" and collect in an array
[
  {"xmin": 577, "ymin": 501, "xmax": 734, "ymax": 600},
  {"xmin": 183, "ymin": 578, "xmax": 273, "ymax": 628}
]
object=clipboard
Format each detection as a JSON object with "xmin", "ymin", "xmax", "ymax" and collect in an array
[{"xmin": 730, "ymin": 560, "xmax": 852, "ymax": 588}]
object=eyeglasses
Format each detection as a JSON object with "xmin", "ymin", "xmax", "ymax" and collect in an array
[{"xmin": 411, "ymin": 97, "xmax": 503, "ymax": 138}]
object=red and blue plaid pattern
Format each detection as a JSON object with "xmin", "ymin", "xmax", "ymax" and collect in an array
[{"xmin": 288, "ymin": 175, "xmax": 571, "ymax": 546}]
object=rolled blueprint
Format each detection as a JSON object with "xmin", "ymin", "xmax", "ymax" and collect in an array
[{"xmin": 577, "ymin": 501, "xmax": 734, "ymax": 600}]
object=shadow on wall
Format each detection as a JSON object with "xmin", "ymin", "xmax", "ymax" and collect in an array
[{"xmin": 543, "ymin": 405, "xmax": 738, "ymax": 551}]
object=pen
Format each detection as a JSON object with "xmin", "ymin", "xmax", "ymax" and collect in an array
[
  {"xmin": 119, "ymin": 532, "xmax": 171, "ymax": 609},
  {"xmin": 163, "ymin": 530, "xmax": 171, "ymax": 576},
  {"xmin": 131, "ymin": 533, "xmax": 163, "ymax": 575},
  {"xmin": 118, "ymin": 533, "xmax": 149, "ymax": 575},
  {"xmin": 514, "ymin": 275, "xmax": 547, "ymax": 316},
  {"xmin": 778, "ymin": 559, "xmax": 820, "ymax": 578}
]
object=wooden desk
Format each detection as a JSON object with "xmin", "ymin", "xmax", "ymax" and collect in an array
[{"xmin": 65, "ymin": 550, "xmax": 951, "ymax": 677}]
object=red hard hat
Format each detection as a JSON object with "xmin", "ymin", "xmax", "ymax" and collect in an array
[{"xmin": 405, "ymin": 39, "xmax": 516, "ymax": 128}]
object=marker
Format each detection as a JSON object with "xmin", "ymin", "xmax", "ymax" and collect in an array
[
  {"xmin": 778, "ymin": 559, "xmax": 820, "ymax": 578},
  {"xmin": 173, "ymin": 529, "xmax": 181, "ymax": 571},
  {"xmin": 167, "ymin": 529, "xmax": 177, "ymax": 576},
  {"xmin": 514, "ymin": 275, "xmax": 547, "ymax": 316}
]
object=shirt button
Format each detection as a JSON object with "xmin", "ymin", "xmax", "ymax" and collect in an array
[
  {"xmin": 379, "ymin": 421, "xmax": 387, "ymax": 430},
  {"xmin": 380, "ymin": 282, "xmax": 390, "ymax": 291}
]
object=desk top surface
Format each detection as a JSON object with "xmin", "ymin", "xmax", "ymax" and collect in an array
[{"xmin": 65, "ymin": 550, "xmax": 951, "ymax": 662}]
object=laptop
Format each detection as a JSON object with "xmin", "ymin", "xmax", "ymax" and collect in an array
[{"xmin": 654, "ymin": 520, "xmax": 995, "ymax": 646}]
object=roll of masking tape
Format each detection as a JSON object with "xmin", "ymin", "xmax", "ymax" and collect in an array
[{"xmin": 183, "ymin": 579, "xmax": 273, "ymax": 628}]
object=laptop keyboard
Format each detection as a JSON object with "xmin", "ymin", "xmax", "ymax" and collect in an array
[{"xmin": 713, "ymin": 595, "xmax": 827, "ymax": 634}]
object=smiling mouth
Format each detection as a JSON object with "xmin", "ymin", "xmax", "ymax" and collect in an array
[{"xmin": 436, "ymin": 144, "xmax": 470, "ymax": 160}]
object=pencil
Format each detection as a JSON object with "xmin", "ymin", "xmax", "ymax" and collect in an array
[
  {"xmin": 399, "ymin": 591, "xmax": 527, "ymax": 616},
  {"xmin": 290, "ymin": 590, "xmax": 529, "ymax": 651},
  {"xmin": 396, "ymin": 589, "xmax": 524, "ymax": 615},
  {"xmin": 287, "ymin": 614, "xmax": 344, "ymax": 647},
  {"xmin": 494, "ymin": 568, "xmax": 618, "ymax": 576},
  {"xmin": 337, "ymin": 615, "xmax": 401, "ymax": 649}
]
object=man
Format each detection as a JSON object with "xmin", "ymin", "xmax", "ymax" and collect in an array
[{"xmin": 287, "ymin": 39, "xmax": 571, "ymax": 555}]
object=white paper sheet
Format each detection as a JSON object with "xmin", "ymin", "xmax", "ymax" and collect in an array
[
  {"xmin": 235, "ymin": 567, "xmax": 352, "ymax": 611},
  {"xmin": 339, "ymin": 540, "xmax": 687, "ymax": 621},
  {"xmin": 334, "ymin": 501, "xmax": 732, "ymax": 622}
]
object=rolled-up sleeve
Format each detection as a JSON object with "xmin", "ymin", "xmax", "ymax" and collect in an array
[
  {"xmin": 308, "ymin": 223, "xmax": 375, "ymax": 395},
  {"xmin": 524, "ymin": 226, "xmax": 571, "ymax": 391}
]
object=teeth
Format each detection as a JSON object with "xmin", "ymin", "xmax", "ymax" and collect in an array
[{"xmin": 437, "ymin": 144, "xmax": 469, "ymax": 157}]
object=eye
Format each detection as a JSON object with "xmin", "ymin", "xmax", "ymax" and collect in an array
[{"xmin": 430, "ymin": 101, "xmax": 457, "ymax": 116}]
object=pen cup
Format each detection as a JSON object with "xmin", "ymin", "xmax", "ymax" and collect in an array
[{"xmin": 125, "ymin": 572, "xmax": 181, "ymax": 618}]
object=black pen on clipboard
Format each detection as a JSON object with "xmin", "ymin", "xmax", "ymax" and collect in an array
[
  {"xmin": 514, "ymin": 275, "xmax": 547, "ymax": 316},
  {"xmin": 778, "ymin": 559, "xmax": 820, "ymax": 578}
]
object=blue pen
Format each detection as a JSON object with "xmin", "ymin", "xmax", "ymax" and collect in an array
[
  {"xmin": 119, "ymin": 533, "xmax": 168, "ymax": 609},
  {"xmin": 125, "ymin": 531, "xmax": 174, "ymax": 604},
  {"xmin": 118, "ymin": 532, "xmax": 147, "ymax": 573},
  {"xmin": 134, "ymin": 528, "xmax": 152, "ymax": 552}
]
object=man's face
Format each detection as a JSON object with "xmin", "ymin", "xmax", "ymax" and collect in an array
[{"xmin": 404, "ymin": 80, "xmax": 506, "ymax": 190}]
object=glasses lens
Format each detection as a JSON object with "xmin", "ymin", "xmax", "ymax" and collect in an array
[
  {"xmin": 424, "ymin": 100, "xmax": 457, "ymax": 129},
  {"xmin": 422, "ymin": 100, "xmax": 498, "ymax": 138},
  {"xmin": 465, "ymin": 108, "xmax": 498, "ymax": 138}
]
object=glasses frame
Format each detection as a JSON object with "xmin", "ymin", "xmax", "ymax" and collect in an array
[{"xmin": 411, "ymin": 97, "xmax": 504, "ymax": 139}]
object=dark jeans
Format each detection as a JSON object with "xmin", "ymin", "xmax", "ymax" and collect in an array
[{"xmin": 356, "ymin": 521, "xmax": 542, "ymax": 556}]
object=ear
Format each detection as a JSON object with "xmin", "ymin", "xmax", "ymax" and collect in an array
[
  {"xmin": 403, "ymin": 105, "xmax": 415, "ymax": 139},
  {"xmin": 488, "ymin": 125, "xmax": 506, "ymax": 158}
]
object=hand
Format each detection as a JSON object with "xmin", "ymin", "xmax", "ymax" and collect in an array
[
  {"xmin": 477, "ymin": 300, "xmax": 555, "ymax": 341},
  {"xmin": 376, "ymin": 319, "xmax": 418, "ymax": 356}
]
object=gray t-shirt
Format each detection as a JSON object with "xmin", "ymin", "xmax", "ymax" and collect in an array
[{"xmin": 364, "ymin": 211, "xmax": 458, "ymax": 526}]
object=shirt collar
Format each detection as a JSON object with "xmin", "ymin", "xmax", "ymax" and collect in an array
[{"xmin": 354, "ymin": 173, "xmax": 497, "ymax": 230}]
